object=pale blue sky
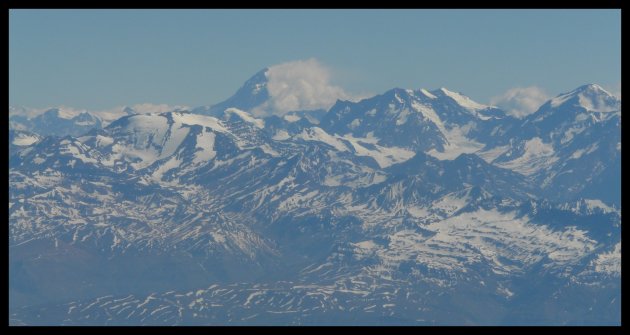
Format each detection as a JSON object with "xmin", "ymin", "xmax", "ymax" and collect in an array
[{"xmin": 9, "ymin": 9, "xmax": 621, "ymax": 110}]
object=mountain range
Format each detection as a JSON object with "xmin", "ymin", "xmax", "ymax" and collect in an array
[{"xmin": 9, "ymin": 69, "xmax": 621, "ymax": 325}]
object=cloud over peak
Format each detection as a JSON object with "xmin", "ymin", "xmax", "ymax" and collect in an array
[
  {"xmin": 490, "ymin": 86, "xmax": 550, "ymax": 119},
  {"xmin": 253, "ymin": 58, "xmax": 353, "ymax": 116}
]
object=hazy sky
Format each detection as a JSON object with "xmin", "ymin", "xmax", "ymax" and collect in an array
[{"xmin": 9, "ymin": 9, "xmax": 621, "ymax": 112}]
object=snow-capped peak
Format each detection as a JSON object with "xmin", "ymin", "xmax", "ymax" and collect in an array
[
  {"xmin": 549, "ymin": 83, "xmax": 620, "ymax": 113},
  {"xmin": 572, "ymin": 83, "xmax": 612, "ymax": 96},
  {"xmin": 193, "ymin": 68, "xmax": 270, "ymax": 116},
  {"xmin": 437, "ymin": 88, "xmax": 489, "ymax": 111},
  {"xmin": 241, "ymin": 68, "xmax": 270, "ymax": 96}
]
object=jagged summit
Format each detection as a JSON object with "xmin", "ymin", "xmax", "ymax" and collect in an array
[
  {"xmin": 192, "ymin": 68, "xmax": 271, "ymax": 116},
  {"xmin": 549, "ymin": 83, "xmax": 620, "ymax": 113}
]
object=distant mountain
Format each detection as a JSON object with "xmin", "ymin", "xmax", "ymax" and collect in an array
[
  {"xmin": 9, "ymin": 108, "xmax": 102, "ymax": 137},
  {"xmin": 7, "ymin": 104, "xmax": 183, "ymax": 138}
]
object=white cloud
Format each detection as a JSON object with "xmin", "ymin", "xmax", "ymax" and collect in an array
[
  {"xmin": 490, "ymin": 86, "xmax": 550, "ymax": 118},
  {"xmin": 253, "ymin": 58, "xmax": 353, "ymax": 116}
]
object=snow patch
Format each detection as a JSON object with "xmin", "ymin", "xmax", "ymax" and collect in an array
[
  {"xmin": 225, "ymin": 108, "xmax": 265, "ymax": 129},
  {"xmin": 296, "ymin": 127, "xmax": 349, "ymax": 152},
  {"xmin": 193, "ymin": 130, "xmax": 216, "ymax": 164},
  {"xmin": 59, "ymin": 141, "xmax": 98, "ymax": 165},
  {"xmin": 427, "ymin": 124, "xmax": 484, "ymax": 160},
  {"xmin": 432, "ymin": 191, "xmax": 471, "ymax": 216},
  {"xmin": 260, "ymin": 144, "xmax": 280, "ymax": 157},
  {"xmin": 353, "ymin": 240, "xmax": 378, "ymax": 250},
  {"xmin": 420, "ymin": 88, "xmax": 437, "ymax": 99},
  {"xmin": 12, "ymin": 134, "xmax": 39, "ymax": 146},
  {"xmin": 497, "ymin": 137, "xmax": 558, "ymax": 176},
  {"xmin": 152, "ymin": 157, "xmax": 181, "ymax": 181},
  {"xmin": 395, "ymin": 108, "xmax": 411, "ymax": 125},
  {"xmin": 583, "ymin": 199, "xmax": 616, "ymax": 214},
  {"xmin": 570, "ymin": 143, "xmax": 598, "ymax": 160},
  {"xmin": 406, "ymin": 206, "xmax": 430, "ymax": 218},
  {"xmin": 272, "ymin": 130, "xmax": 290, "ymax": 141},
  {"xmin": 349, "ymin": 118, "xmax": 362, "ymax": 129},
  {"xmin": 95, "ymin": 135, "xmax": 114, "ymax": 148},
  {"xmin": 283, "ymin": 114, "xmax": 301, "ymax": 123},
  {"xmin": 341, "ymin": 134, "xmax": 415, "ymax": 168},
  {"xmin": 550, "ymin": 92, "xmax": 573, "ymax": 108},
  {"xmin": 56, "ymin": 108, "xmax": 82, "ymax": 119},
  {"xmin": 171, "ymin": 112, "xmax": 229, "ymax": 133},
  {"xmin": 591, "ymin": 242, "xmax": 621, "ymax": 275},
  {"xmin": 497, "ymin": 286, "xmax": 514, "ymax": 298},
  {"xmin": 477, "ymin": 145, "xmax": 510, "ymax": 164},
  {"xmin": 578, "ymin": 93, "xmax": 618, "ymax": 113},
  {"xmin": 410, "ymin": 101, "xmax": 444, "ymax": 130},
  {"xmin": 561, "ymin": 125, "xmax": 586, "ymax": 144}
]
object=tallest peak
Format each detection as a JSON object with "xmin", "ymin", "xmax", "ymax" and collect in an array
[
  {"xmin": 249, "ymin": 67, "xmax": 269, "ymax": 81},
  {"xmin": 242, "ymin": 68, "xmax": 270, "ymax": 90}
]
